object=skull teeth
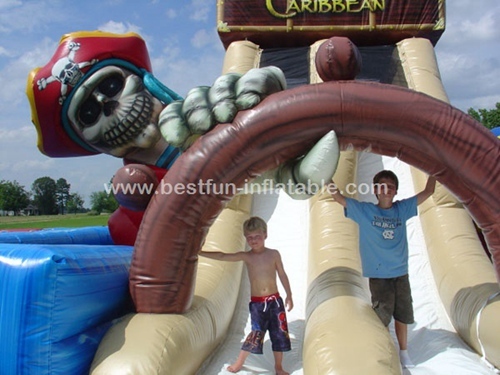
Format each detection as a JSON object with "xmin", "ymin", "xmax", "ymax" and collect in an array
[{"xmin": 104, "ymin": 94, "xmax": 153, "ymax": 147}]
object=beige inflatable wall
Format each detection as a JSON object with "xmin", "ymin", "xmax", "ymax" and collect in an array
[
  {"xmin": 91, "ymin": 196, "xmax": 251, "ymax": 374},
  {"xmin": 305, "ymin": 153, "xmax": 403, "ymax": 374},
  {"xmin": 303, "ymin": 40, "xmax": 403, "ymax": 375},
  {"xmin": 397, "ymin": 37, "xmax": 500, "ymax": 369}
]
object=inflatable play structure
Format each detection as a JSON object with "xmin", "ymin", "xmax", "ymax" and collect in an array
[
  {"xmin": 1, "ymin": 0, "xmax": 499, "ymax": 374},
  {"xmin": 492, "ymin": 126, "xmax": 500, "ymax": 139}
]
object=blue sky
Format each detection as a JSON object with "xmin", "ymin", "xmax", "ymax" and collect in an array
[{"xmin": 0, "ymin": 0, "xmax": 499, "ymax": 207}]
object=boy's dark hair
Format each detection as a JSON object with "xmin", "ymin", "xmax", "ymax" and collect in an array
[
  {"xmin": 243, "ymin": 216, "xmax": 267, "ymax": 234},
  {"xmin": 373, "ymin": 170, "xmax": 399, "ymax": 190}
]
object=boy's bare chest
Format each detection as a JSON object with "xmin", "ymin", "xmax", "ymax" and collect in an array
[
  {"xmin": 247, "ymin": 251, "xmax": 275, "ymax": 274},
  {"xmin": 248, "ymin": 250, "xmax": 273, "ymax": 265}
]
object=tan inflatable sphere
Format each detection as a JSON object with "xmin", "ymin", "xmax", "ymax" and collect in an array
[{"xmin": 315, "ymin": 37, "xmax": 362, "ymax": 81}]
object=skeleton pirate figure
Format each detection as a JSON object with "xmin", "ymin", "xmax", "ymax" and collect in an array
[{"xmin": 26, "ymin": 31, "xmax": 338, "ymax": 245}]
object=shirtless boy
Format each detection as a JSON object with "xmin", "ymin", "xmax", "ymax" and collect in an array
[{"xmin": 199, "ymin": 216, "xmax": 293, "ymax": 375}]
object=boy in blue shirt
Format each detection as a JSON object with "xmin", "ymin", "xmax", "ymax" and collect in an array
[{"xmin": 329, "ymin": 170, "xmax": 436, "ymax": 368}]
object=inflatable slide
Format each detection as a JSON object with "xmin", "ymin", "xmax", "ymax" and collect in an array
[
  {"xmin": 198, "ymin": 154, "xmax": 499, "ymax": 374},
  {"xmin": 195, "ymin": 36, "xmax": 500, "ymax": 375},
  {"xmin": 91, "ymin": 2, "xmax": 500, "ymax": 373},
  {"xmin": 1, "ymin": 1, "xmax": 499, "ymax": 374},
  {"xmin": 80, "ymin": 30, "xmax": 498, "ymax": 374}
]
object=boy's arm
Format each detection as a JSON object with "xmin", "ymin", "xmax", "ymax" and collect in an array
[
  {"xmin": 199, "ymin": 250, "xmax": 247, "ymax": 262},
  {"xmin": 328, "ymin": 181, "xmax": 347, "ymax": 207},
  {"xmin": 275, "ymin": 251, "xmax": 294, "ymax": 312},
  {"xmin": 416, "ymin": 176, "xmax": 437, "ymax": 205}
]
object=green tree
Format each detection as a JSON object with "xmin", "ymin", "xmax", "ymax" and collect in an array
[
  {"xmin": 32, "ymin": 177, "xmax": 58, "ymax": 215},
  {"xmin": 90, "ymin": 191, "xmax": 118, "ymax": 214},
  {"xmin": 467, "ymin": 102, "xmax": 500, "ymax": 130},
  {"xmin": 0, "ymin": 180, "xmax": 30, "ymax": 215},
  {"xmin": 66, "ymin": 193, "xmax": 85, "ymax": 214},
  {"xmin": 56, "ymin": 178, "xmax": 71, "ymax": 214}
]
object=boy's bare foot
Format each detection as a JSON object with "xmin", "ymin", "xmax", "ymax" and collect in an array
[
  {"xmin": 227, "ymin": 363, "xmax": 242, "ymax": 373},
  {"xmin": 399, "ymin": 350, "xmax": 415, "ymax": 368},
  {"xmin": 275, "ymin": 369, "xmax": 289, "ymax": 375}
]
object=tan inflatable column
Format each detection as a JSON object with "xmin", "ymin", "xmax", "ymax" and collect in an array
[
  {"xmin": 305, "ymin": 152, "xmax": 401, "ymax": 375},
  {"xmin": 90, "ymin": 41, "xmax": 262, "ymax": 375},
  {"xmin": 398, "ymin": 37, "xmax": 500, "ymax": 369},
  {"xmin": 222, "ymin": 40, "xmax": 262, "ymax": 74},
  {"xmin": 303, "ymin": 40, "xmax": 401, "ymax": 375}
]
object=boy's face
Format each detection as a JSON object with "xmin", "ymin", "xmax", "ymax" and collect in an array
[
  {"xmin": 375, "ymin": 177, "xmax": 397, "ymax": 201},
  {"xmin": 244, "ymin": 229, "xmax": 267, "ymax": 250}
]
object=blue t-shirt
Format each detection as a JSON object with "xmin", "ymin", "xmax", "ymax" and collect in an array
[{"xmin": 345, "ymin": 196, "xmax": 418, "ymax": 278}]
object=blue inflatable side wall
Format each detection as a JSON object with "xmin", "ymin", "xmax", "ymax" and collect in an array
[
  {"xmin": 492, "ymin": 126, "xmax": 500, "ymax": 139},
  {"xmin": 0, "ymin": 225, "xmax": 115, "ymax": 245},
  {"xmin": 0, "ymin": 227, "xmax": 133, "ymax": 375}
]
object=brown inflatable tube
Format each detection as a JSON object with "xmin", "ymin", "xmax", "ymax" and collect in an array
[{"xmin": 129, "ymin": 80, "xmax": 500, "ymax": 313}]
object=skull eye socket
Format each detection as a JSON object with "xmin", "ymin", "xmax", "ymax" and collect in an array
[
  {"xmin": 79, "ymin": 98, "xmax": 101, "ymax": 126},
  {"xmin": 99, "ymin": 74, "xmax": 124, "ymax": 97},
  {"xmin": 77, "ymin": 74, "xmax": 125, "ymax": 126}
]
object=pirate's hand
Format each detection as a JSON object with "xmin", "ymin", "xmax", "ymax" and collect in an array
[
  {"xmin": 275, "ymin": 131, "xmax": 340, "ymax": 200},
  {"xmin": 159, "ymin": 66, "xmax": 286, "ymax": 150}
]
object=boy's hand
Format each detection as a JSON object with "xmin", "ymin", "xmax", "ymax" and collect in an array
[
  {"xmin": 328, "ymin": 181, "xmax": 347, "ymax": 207},
  {"xmin": 328, "ymin": 181, "xmax": 339, "ymax": 194},
  {"xmin": 285, "ymin": 296, "xmax": 294, "ymax": 312}
]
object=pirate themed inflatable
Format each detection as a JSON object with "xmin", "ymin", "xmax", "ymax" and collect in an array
[{"xmin": 26, "ymin": 31, "xmax": 339, "ymax": 245}]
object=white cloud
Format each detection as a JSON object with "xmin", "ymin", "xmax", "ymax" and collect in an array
[
  {"xmin": 103, "ymin": 0, "xmax": 124, "ymax": 5},
  {"xmin": 98, "ymin": 20, "xmax": 142, "ymax": 35},
  {"xmin": 0, "ymin": 37, "xmax": 57, "ymax": 112},
  {"xmin": 0, "ymin": 0, "xmax": 22, "ymax": 11},
  {"xmin": 166, "ymin": 8, "xmax": 177, "ymax": 19},
  {"xmin": 191, "ymin": 29, "xmax": 213, "ymax": 49},
  {"xmin": 152, "ymin": 46, "xmax": 225, "ymax": 98},
  {"xmin": 0, "ymin": 46, "xmax": 13, "ymax": 58},
  {"xmin": 10, "ymin": 158, "xmax": 55, "ymax": 172},
  {"xmin": 436, "ymin": 48, "xmax": 500, "ymax": 111},
  {"xmin": 188, "ymin": 0, "xmax": 211, "ymax": 22},
  {"xmin": 0, "ymin": 126, "xmax": 34, "ymax": 141},
  {"xmin": 0, "ymin": 156, "xmax": 55, "ymax": 190},
  {"xmin": 434, "ymin": 1, "xmax": 500, "ymax": 111},
  {"xmin": 460, "ymin": 13, "xmax": 497, "ymax": 41},
  {"xmin": 0, "ymin": 1, "xmax": 67, "ymax": 34}
]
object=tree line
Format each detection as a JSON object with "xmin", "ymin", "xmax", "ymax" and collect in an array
[
  {"xmin": 467, "ymin": 102, "xmax": 500, "ymax": 130},
  {"xmin": 0, "ymin": 176, "xmax": 118, "ymax": 216}
]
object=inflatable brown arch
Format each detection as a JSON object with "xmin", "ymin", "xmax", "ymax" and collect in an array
[{"xmin": 129, "ymin": 81, "xmax": 500, "ymax": 314}]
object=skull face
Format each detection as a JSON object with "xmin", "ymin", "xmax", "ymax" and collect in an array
[{"xmin": 67, "ymin": 66, "xmax": 164, "ymax": 157}]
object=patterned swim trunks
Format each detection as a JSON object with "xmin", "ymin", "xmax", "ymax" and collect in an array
[{"xmin": 241, "ymin": 293, "xmax": 291, "ymax": 354}]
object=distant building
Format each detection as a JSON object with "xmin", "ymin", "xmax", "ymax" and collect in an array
[{"xmin": 20, "ymin": 204, "xmax": 40, "ymax": 216}]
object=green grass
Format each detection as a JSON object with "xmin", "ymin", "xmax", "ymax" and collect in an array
[{"xmin": 0, "ymin": 213, "xmax": 111, "ymax": 229}]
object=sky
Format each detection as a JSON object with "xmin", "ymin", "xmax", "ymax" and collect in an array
[{"xmin": 0, "ymin": 0, "xmax": 499, "ymax": 208}]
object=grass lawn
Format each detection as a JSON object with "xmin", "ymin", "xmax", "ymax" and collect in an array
[{"xmin": 0, "ymin": 213, "xmax": 111, "ymax": 229}]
